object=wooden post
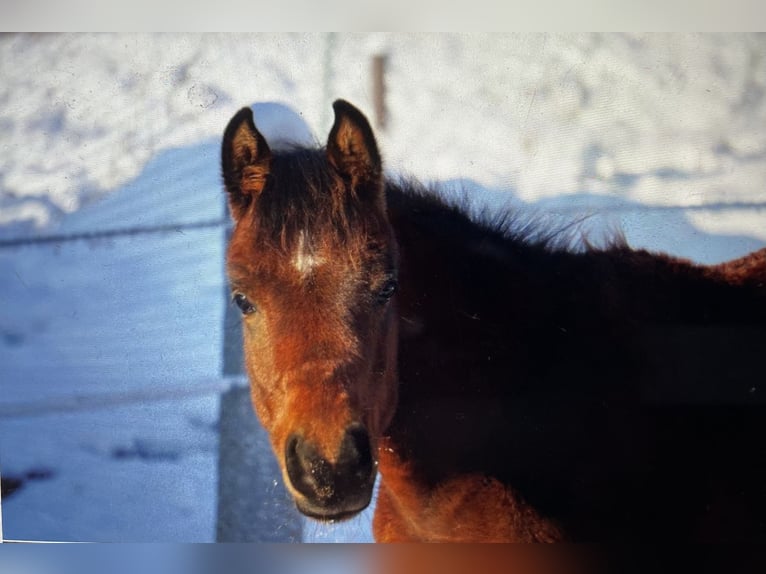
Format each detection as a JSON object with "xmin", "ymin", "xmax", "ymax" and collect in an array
[{"xmin": 372, "ymin": 54, "xmax": 388, "ymax": 130}]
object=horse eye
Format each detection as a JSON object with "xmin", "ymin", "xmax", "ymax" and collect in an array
[
  {"xmin": 232, "ymin": 292, "xmax": 256, "ymax": 315},
  {"xmin": 376, "ymin": 278, "xmax": 398, "ymax": 304}
]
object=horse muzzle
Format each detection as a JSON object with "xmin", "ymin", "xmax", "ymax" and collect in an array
[{"xmin": 285, "ymin": 424, "xmax": 376, "ymax": 521}]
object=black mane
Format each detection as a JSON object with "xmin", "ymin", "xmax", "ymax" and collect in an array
[{"xmin": 255, "ymin": 145, "xmax": 624, "ymax": 258}]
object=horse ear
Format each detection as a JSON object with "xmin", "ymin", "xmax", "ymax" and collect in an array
[
  {"xmin": 327, "ymin": 100, "xmax": 383, "ymax": 202},
  {"xmin": 221, "ymin": 107, "xmax": 272, "ymax": 221}
]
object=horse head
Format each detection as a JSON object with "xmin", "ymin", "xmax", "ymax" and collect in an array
[{"xmin": 222, "ymin": 100, "xmax": 399, "ymax": 520}]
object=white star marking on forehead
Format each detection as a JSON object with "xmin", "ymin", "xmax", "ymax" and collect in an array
[{"xmin": 292, "ymin": 231, "xmax": 325, "ymax": 277}]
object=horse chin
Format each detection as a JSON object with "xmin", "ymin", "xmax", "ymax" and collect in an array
[
  {"xmin": 296, "ymin": 504, "xmax": 367, "ymax": 523},
  {"xmin": 293, "ymin": 489, "xmax": 374, "ymax": 523}
]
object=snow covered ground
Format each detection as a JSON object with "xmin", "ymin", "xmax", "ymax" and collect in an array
[
  {"xmin": 0, "ymin": 138, "xmax": 226, "ymax": 542},
  {"xmin": 1, "ymin": 33, "xmax": 765, "ymax": 543}
]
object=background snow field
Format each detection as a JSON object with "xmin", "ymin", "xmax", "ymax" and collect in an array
[{"xmin": 1, "ymin": 34, "xmax": 765, "ymax": 542}]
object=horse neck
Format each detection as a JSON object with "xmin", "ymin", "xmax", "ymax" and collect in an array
[
  {"xmin": 383, "ymin": 182, "xmax": 766, "ymax": 483},
  {"xmin": 385, "ymin": 182, "xmax": 632, "ymax": 396}
]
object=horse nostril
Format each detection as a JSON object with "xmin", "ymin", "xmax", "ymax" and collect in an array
[
  {"xmin": 284, "ymin": 434, "xmax": 303, "ymax": 492},
  {"xmin": 339, "ymin": 425, "xmax": 374, "ymax": 482},
  {"xmin": 285, "ymin": 434, "xmax": 334, "ymax": 501}
]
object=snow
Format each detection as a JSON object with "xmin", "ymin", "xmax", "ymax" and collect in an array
[
  {"xmin": 3, "ymin": 34, "xmax": 766, "ymax": 244},
  {"xmin": 1, "ymin": 33, "xmax": 765, "ymax": 543},
  {"xmin": 0, "ymin": 137, "xmax": 226, "ymax": 542}
]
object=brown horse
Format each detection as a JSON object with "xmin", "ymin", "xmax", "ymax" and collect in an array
[{"xmin": 221, "ymin": 99, "xmax": 766, "ymax": 542}]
